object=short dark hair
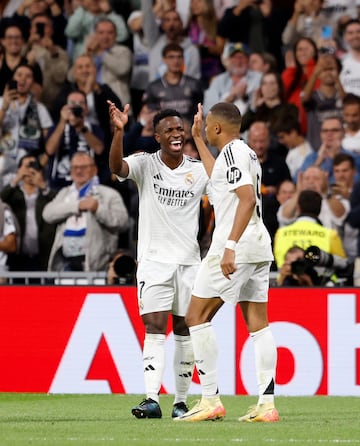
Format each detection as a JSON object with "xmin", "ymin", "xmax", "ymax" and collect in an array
[
  {"xmin": 2, "ymin": 22, "xmax": 24, "ymax": 39},
  {"xmin": 67, "ymin": 89, "xmax": 88, "ymax": 104},
  {"xmin": 333, "ymin": 153, "xmax": 355, "ymax": 168},
  {"xmin": 209, "ymin": 102, "xmax": 242, "ymax": 129},
  {"xmin": 273, "ymin": 115, "xmax": 301, "ymax": 134},
  {"xmin": 14, "ymin": 62, "xmax": 34, "ymax": 78},
  {"xmin": 162, "ymin": 42, "xmax": 184, "ymax": 58},
  {"xmin": 342, "ymin": 93, "xmax": 360, "ymax": 108},
  {"xmin": 343, "ymin": 18, "xmax": 360, "ymax": 33},
  {"xmin": 18, "ymin": 154, "xmax": 38, "ymax": 168},
  {"xmin": 95, "ymin": 18, "xmax": 117, "ymax": 33},
  {"xmin": 298, "ymin": 190, "xmax": 322, "ymax": 217},
  {"xmin": 153, "ymin": 109, "xmax": 183, "ymax": 130},
  {"xmin": 32, "ymin": 12, "xmax": 53, "ymax": 23}
]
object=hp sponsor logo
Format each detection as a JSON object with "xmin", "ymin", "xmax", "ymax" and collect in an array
[{"xmin": 227, "ymin": 167, "xmax": 241, "ymax": 184}]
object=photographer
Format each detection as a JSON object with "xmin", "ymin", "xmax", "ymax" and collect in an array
[
  {"xmin": 277, "ymin": 246, "xmax": 320, "ymax": 286},
  {"xmin": 274, "ymin": 189, "xmax": 347, "ymax": 273},
  {"xmin": 0, "ymin": 154, "xmax": 57, "ymax": 276},
  {"xmin": 25, "ymin": 13, "xmax": 69, "ymax": 113},
  {"xmin": 45, "ymin": 89, "xmax": 105, "ymax": 190},
  {"xmin": 107, "ymin": 249, "xmax": 136, "ymax": 285}
]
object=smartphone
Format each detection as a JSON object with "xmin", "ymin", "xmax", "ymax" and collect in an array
[
  {"xmin": 36, "ymin": 22, "xmax": 45, "ymax": 38},
  {"xmin": 8, "ymin": 79, "xmax": 18, "ymax": 91},
  {"xmin": 71, "ymin": 106, "xmax": 83, "ymax": 118},
  {"xmin": 321, "ymin": 25, "xmax": 332, "ymax": 40},
  {"xmin": 28, "ymin": 160, "xmax": 42, "ymax": 171}
]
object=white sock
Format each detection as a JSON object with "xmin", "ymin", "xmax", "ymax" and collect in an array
[
  {"xmin": 143, "ymin": 333, "xmax": 166, "ymax": 403},
  {"xmin": 189, "ymin": 322, "xmax": 219, "ymax": 398},
  {"xmin": 250, "ymin": 326, "xmax": 277, "ymax": 406},
  {"xmin": 173, "ymin": 335, "xmax": 194, "ymax": 404}
]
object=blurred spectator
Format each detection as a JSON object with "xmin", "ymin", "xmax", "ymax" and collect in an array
[
  {"xmin": 332, "ymin": 153, "xmax": 356, "ymax": 197},
  {"xmin": 331, "ymin": 153, "xmax": 357, "ymax": 260},
  {"xmin": 321, "ymin": 0, "xmax": 358, "ymax": 32},
  {"xmin": 247, "ymin": 121, "xmax": 291, "ymax": 196},
  {"xmin": 43, "ymin": 152, "xmax": 129, "ymax": 272},
  {"xmin": 341, "ymin": 93, "xmax": 360, "ymax": 155},
  {"xmin": 302, "ymin": 53, "xmax": 345, "ymax": 150},
  {"xmin": 183, "ymin": 137, "xmax": 199, "ymax": 158},
  {"xmin": 0, "ymin": 63, "xmax": 53, "ymax": 174},
  {"xmin": 0, "ymin": 154, "xmax": 57, "ymax": 274},
  {"xmin": 240, "ymin": 70, "xmax": 299, "ymax": 135},
  {"xmin": 346, "ymin": 180, "xmax": 360, "ymax": 277},
  {"xmin": 300, "ymin": 115, "xmax": 360, "ymax": 183},
  {"xmin": 282, "ymin": 36, "xmax": 319, "ymax": 135},
  {"xmin": 282, "ymin": 0, "xmax": 331, "ymax": 49},
  {"xmin": 203, "ymin": 41, "xmax": 262, "ymax": 115},
  {"xmin": 141, "ymin": 0, "xmax": 201, "ymax": 81},
  {"xmin": 25, "ymin": 13, "xmax": 70, "ymax": 113},
  {"xmin": 151, "ymin": 0, "xmax": 177, "ymax": 21},
  {"xmin": 1, "ymin": 1, "xmax": 23, "ymax": 18},
  {"xmin": 11, "ymin": 0, "xmax": 68, "ymax": 49},
  {"xmin": 339, "ymin": 19, "xmax": 360, "ymax": 96},
  {"xmin": 274, "ymin": 115, "xmax": 314, "ymax": 181},
  {"xmin": 0, "ymin": 198, "xmax": 18, "ymax": 283},
  {"xmin": 64, "ymin": 0, "xmax": 129, "ymax": 62},
  {"xmin": 52, "ymin": 54, "xmax": 122, "ymax": 152},
  {"xmin": 127, "ymin": 10, "xmax": 150, "ymax": 118},
  {"xmin": 263, "ymin": 178, "xmax": 296, "ymax": 243},
  {"xmin": 277, "ymin": 165, "xmax": 350, "ymax": 232},
  {"xmin": 185, "ymin": 0, "xmax": 224, "ymax": 89},
  {"xmin": 0, "ymin": 23, "xmax": 43, "ymax": 99},
  {"xmin": 45, "ymin": 89, "xmax": 105, "ymax": 189},
  {"xmin": 84, "ymin": 18, "xmax": 132, "ymax": 111},
  {"xmin": 248, "ymin": 51, "xmax": 278, "ymax": 74},
  {"xmin": 217, "ymin": 0, "xmax": 272, "ymax": 54},
  {"xmin": 123, "ymin": 102, "xmax": 159, "ymax": 156},
  {"xmin": 213, "ymin": 0, "xmax": 237, "ymax": 20},
  {"xmin": 142, "ymin": 43, "xmax": 203, "ymax": 122},
  {"xmin": 274, "ymin": 189, "xmax": 346, "ymax": 268}
]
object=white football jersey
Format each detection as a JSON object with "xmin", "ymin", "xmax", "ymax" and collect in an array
[
  {"xmin": 207, "ymin": 139, "xmax": 274, "ymax": 263},
  {"xmin": 124, "ymin": 151, "xmax": 210, "ymax": 264}
]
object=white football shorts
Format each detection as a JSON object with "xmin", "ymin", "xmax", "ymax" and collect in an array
[
  {"xmin": 192, "ymin": 255, "xmax": 271, "ymax": 304},
  {"xmin": 136, "ymin": 259, "xmax": 199, "ymax": 316}
]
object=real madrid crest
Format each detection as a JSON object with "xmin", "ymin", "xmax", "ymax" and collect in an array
[{"xmin": 185, "ymin": 173, "xmax": 194, "ymax": 186}]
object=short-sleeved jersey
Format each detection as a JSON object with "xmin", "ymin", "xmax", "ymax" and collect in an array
[
  {"xmin": 207, "ymin": 139, "xmax": 274, "ymax": 263},
  {"xmin": 124, "ymin": 151, "xmax": 210, "ymax": 265}
]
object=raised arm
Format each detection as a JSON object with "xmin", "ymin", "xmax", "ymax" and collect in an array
[
  {"xmin": 192, "ymin": 103, "xmax": 215, "ymax": 177},
  {"xmin": 108, "ymin": 102, "xmax": 130, "ymax": 178}
]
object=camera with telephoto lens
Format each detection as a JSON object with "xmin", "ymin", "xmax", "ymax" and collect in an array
[
  {"xmin": 113, "ymin": 254, "xmax": 136, "ymax": 285},
  {"xmin": 304, "ymin": 245, "xmax": 348, "ymax": 270},
  {"xmin": 71, "ymin": 106, "xmax": 83, "ymax": 118},
  {"xmin": 290, "ymin": 245, "xmax": 351, "ymax": 285}
]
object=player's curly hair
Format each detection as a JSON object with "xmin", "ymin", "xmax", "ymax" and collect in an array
[{"xmin": 153, "ymin": 109, "xmax": 183, "ymax": 130}]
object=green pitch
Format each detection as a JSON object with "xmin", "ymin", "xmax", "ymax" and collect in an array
[{"xmin": 0, "ymin": 394, "xmax": 359, "ymax": 445}]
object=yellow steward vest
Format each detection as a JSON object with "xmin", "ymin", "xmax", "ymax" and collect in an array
[{"xmin": 274, "ymin": 218, "xmax": 346, "ymax": 268}]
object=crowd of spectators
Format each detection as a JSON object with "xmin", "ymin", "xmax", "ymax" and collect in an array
[{"xmin": 1, "ymin": 0, "xmax": 360, "ymax": 285}]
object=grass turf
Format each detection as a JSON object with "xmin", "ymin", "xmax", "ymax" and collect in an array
[{"xmin": 0, "ymin": 394, "xmax": 359, "ymax": 445}]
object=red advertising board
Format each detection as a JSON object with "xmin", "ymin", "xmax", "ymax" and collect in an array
[{"xmin": 0, "ymin": 286, "xmax": 359, "ymax": 395}]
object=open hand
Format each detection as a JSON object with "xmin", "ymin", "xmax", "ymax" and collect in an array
[{"xmin": 108, "ymin": 102, "xmax": 130, "ymax": 131}]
